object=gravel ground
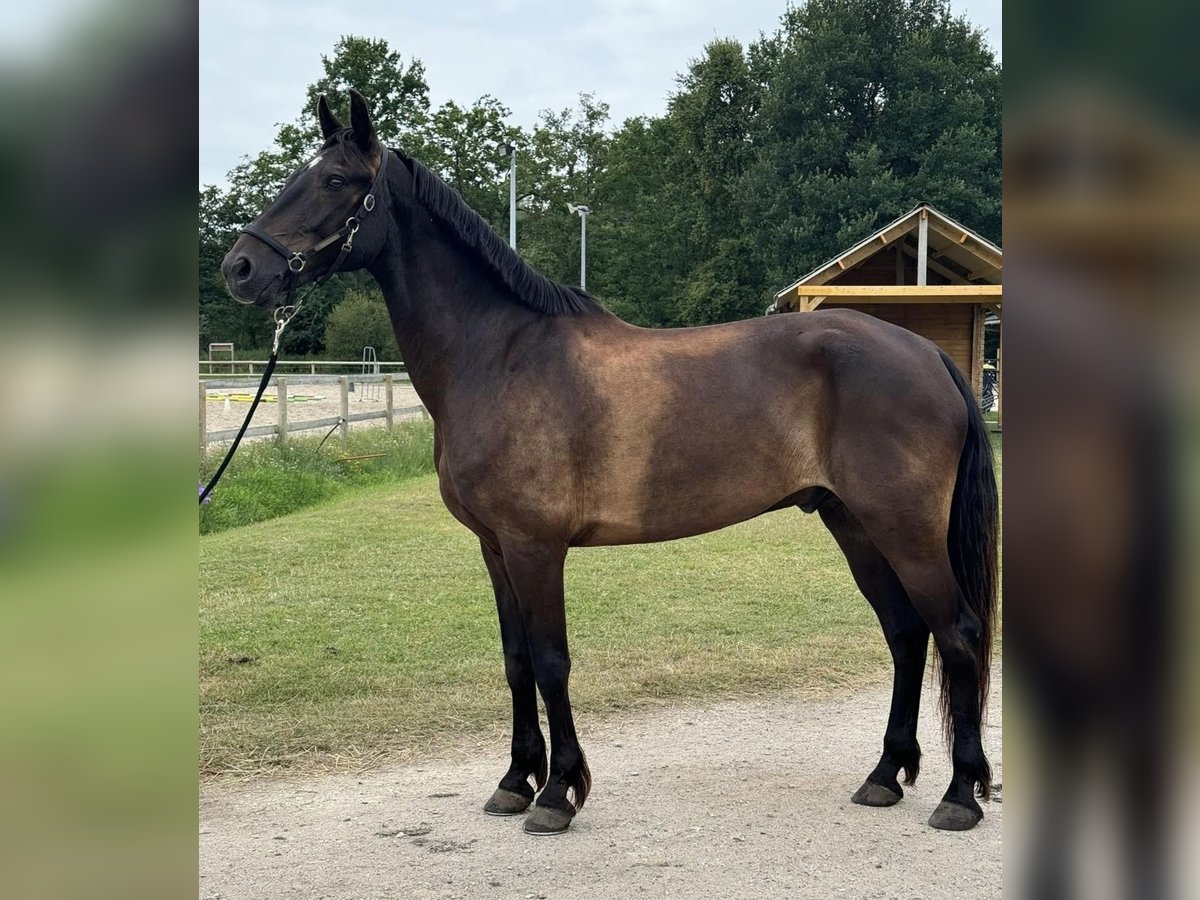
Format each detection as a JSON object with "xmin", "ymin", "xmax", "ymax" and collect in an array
[
  {"xmin": 203, "ymin": 379, "xmax": 424, "ymax": 439},
  {"xmin": 200, "ymin": 664, "xmax": 1001, "ymax": 899}
]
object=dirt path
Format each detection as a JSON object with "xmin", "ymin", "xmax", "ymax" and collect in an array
[{"xmin": 200, "ymin": 667, "xmax": 1001, "ymax": 899}]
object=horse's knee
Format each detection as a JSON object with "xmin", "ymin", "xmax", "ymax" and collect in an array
[
  {"xmin": 889, "ymin": 622, "xmax": 929, "ymax": 665},
  {"xmin": 503, "ymin": 649, "xmax": 534, "ymax": 688},
  {"xmin": 532, "ymin": 648, "xmax": 571, "ymax": 692},
  {"xmin": 956, "ymin": 608, "xmax": 983, "ymax": 652},
  {"xmin": 933, "ymin": 621, "xmax": 982, "ymax": 674}
]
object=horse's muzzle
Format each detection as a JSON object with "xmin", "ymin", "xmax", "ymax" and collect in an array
[{"xmin": 222, "ymin": 238, "xmax": 287, "ymax": 307}]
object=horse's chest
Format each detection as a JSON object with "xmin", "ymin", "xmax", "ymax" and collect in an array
[
  {"xmin": 434, "ymin": 446, "xmax": 488, "ymax": 537},
  {"xmin": 433, "ymin": 431, "xmax": 575, "ymax": 538}
]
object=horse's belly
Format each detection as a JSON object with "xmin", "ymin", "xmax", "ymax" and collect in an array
[{"xmin": 575, "ymin": 466, "xmax": 817, "ymax": 546}]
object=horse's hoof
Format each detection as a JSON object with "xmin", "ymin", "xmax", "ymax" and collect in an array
[
  {"xmin": 928, "ymin": 800, "xmax": 983, "ymax": 831},
  {"xmin": 483, "ymin": 788, "xmax": 533, "ymax": 816},
  {"xmin": 523, "ymin": 805, "xmax": 574, "ymax": 835},
  {"xmin": 851, "ymin": 781, "xmax": 902, "ymax": 807}
]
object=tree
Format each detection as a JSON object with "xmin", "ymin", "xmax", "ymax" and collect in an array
[
  {"xmin": 323, "ymin": 289, "xmax": 401, "ymax": 361},
  {"xmin": 670, "ymin": 38, "xmax": 760, "ymax": 239},
  {"xmin": 517, "ymin": 94, "xmax": 611, "ymax": 286},
  {"xmin": 589, "ymin": 116, "xmax": 696, "ymax": 326},
  {"xmin": 199, "ymin": 185, "xmax": 266, "ymax": 350},
  {"xmin": 660, "ymin": 38, "xmax": 766, "ymax": 323},
  {"xmin": 422, "ymin": 96, "xmax": 523, "ymax": 227},
  {"xmin": 740, "ymin": 0, "xmax": 1002, "ymax": 289},
  {"xmin": 298, "ymin": 36, "xmax": 432, "ymax": 153}
]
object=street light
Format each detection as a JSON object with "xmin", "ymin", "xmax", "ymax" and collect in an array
[
  {"xmin": 567, "ymin": 203, "xmax": 592, "ymax": 290},
  {"xmin": 505, "ymin": 143, "xmax": 517, "ymax": 250}
]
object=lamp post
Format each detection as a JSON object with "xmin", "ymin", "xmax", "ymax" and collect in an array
[
  {"xmin": 567, "ymin": 203, "xmax": 592, "ymax": 290},
  {"xmin": 505, "ymin": 143, "xmax": 517, "ymax": 250}
]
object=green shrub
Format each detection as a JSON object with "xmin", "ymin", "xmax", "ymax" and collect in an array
[{"xmin": 322, "ymin": 289, "xmax": 401, "ymax": 361}]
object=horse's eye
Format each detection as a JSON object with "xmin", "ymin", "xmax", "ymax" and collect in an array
[{"xmin": 326, "ymin": 175, "xmax": 345, "ymax": 189}]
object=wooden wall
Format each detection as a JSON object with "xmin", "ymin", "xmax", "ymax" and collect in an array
[{"xmin": 819, "ymin": 302, "xmax": 980, "ymax": 391}]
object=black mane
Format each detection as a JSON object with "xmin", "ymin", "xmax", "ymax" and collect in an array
[{"xmin": 394, "ymin": 148, "xmax": 608, "ymax": 317}]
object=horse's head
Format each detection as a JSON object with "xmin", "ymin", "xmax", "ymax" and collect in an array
[{"xmin": 222, "ymin": 89, "xmax": 389, "ymax": 308}]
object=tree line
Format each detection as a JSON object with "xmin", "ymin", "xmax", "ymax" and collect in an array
[{"xmin": 199, "ymin": 0, "xmax": 1000, "ymax": 357}]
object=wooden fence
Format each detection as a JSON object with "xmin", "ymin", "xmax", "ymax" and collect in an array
[
  {"xmin": 200, "ymin": 359, "xmax": 408, "ymax": 377},
  {"xmin": 200, "ymin": 373, "xmax": 427, "ymax": 451}
]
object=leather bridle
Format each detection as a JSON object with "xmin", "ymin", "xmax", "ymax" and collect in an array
[{"xmin": 239, "ymin": 146, "xmax": 391, "ymax": 343}]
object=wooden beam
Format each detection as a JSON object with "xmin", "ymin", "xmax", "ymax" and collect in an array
[
  {"xmin": 971, "ymin": 304, "xmax": 984, "ymax": 399},
  {"xmin": 276, "ymin": 377, "xmax": 288, "ymax": 445},
  {"xmin": 796, "ymin": 285, "xmax": 1001, "ymax": 300},
  {"xmin": 996, "ymin": 321, "xmax": 1003, "ymax": 431},
  {"xmin": 917, "ymin": 208, "xmax": 929, "ymax": 286},
  {"xmin": 898, "ymin": 242, "xmax": 971, "ymax": 284},
  {"xmin": 968, "ymin": 263, "xmax": 1001, "ymax": 280},
  {"xmin": 339, "ymin": 376, "xmax": 350, "ymax": 440},
  {"xmin": 925, "ymin": 217, "xmax": 1003, "ymax": 271}
]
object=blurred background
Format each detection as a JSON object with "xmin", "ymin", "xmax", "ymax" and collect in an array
[
  {"xmin": 0, "ymin": 0, "xmax": 1197, "ymax": 896},
  {"xmin": 0, "ymin": 1, "xmax": 196, "ymax": 897},
  {"xmin": 1005, "ymin": 1, "xmax": 1199, "ymax": 898}
]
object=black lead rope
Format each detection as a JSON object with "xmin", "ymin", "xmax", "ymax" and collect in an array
[
  {"xmin": 199, "ymin": 353, "xmax": 277, "ymax": 505},
  {"xmin": 200, "ymin": 148, "xmax": 391, "ymax": 506}
]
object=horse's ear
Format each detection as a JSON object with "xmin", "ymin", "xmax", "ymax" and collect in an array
[
  {"xmin": 348, "ymin": 89, "xmax": 377, "ymax": 151},
  {"xmin": 316, "ymin": 95, "xmax": 343, "ymax": 140}
]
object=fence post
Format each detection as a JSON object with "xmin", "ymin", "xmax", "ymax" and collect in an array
[
  {"xmin": 199, "ymin": 381, "xmax": 207, "ymax": 455},
  {"xmin": 339, "ymin": 375, "xmax": 350, "ymax": 440},
  {"xmin": 384, "ymin": 374, "xmax": 394, "ymax": 430},
  {"xmin": 276, "ymin": 377, "xmax": 287, "ymax": 444}
]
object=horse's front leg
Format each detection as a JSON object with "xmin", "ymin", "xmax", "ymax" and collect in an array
[
  {"xmin": 480, "ymin": 540, "xmax": 548, "ymax": 816},
  {"xmin": 500, "ymin": 539, "xmax": 591, "ymax": 835}
]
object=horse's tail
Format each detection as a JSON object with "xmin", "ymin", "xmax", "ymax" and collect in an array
[{"xmin": 938, "ymin": 349, "xmax": 999, "ymax": 797}]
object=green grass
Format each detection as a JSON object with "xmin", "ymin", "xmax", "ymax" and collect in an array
[
  {"xmin": 199, "ymin": 422, "xmax": 435, "ymax": 534},
  {"xmin": 200, "ymin": 431, "xmax": 1003, "ymax": 778},
  {"xmin": 200, "ymin": 478, "xmax": 900, "ymax": 776}
]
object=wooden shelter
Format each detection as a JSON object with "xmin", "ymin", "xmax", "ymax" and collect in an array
[{"xmin": 770, "ymin": 203, "xmax": 1001, "ymax": 414}]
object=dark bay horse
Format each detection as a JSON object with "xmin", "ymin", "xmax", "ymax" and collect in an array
[{"xmin": 222, "ymin": 90, "xmax": 998, "ymax": 836}]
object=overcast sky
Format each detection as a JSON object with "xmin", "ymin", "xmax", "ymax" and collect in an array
[{"xmin": 198, "ymin": 0, "xmax": 1001, "ymax": 187}]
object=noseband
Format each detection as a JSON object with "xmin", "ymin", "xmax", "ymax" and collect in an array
[{"xmin": 239, "ymin": 146, "xmax": 391, "ymax": 336}]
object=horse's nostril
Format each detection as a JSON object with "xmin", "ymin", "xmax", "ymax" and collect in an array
[{"xmin": 232, "ymin": 256, "xmax": 253, "ymax": 282}]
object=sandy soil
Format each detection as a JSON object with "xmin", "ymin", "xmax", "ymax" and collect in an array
[
  {"xmin": 204, "ymin": 379, "xmax": 425, "ymax": 439},
  {"xmin": 200, "ymin": 666, "xmax": 1001, "ymax": 899}
]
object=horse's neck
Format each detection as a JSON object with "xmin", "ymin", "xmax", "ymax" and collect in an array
[{"xmin": 369, "ymin": 204, "xmax": 535, "ymax": 418}]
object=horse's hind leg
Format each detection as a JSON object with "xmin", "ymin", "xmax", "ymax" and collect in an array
[
  {"xmin": 480, "ymin": 540, "xmax": 548, "ymax": 816},
  {"xmin": 863, "ymin": 529, "xmax": 992, "ymax": 831},
  {"xmin": 819, "ymin": 497, "xmax": 930, "ymax": 807}
]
